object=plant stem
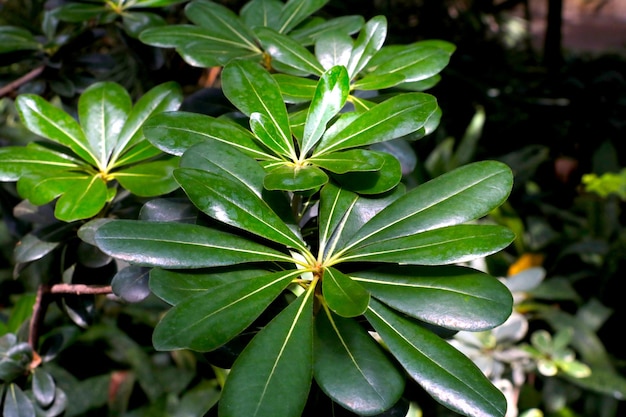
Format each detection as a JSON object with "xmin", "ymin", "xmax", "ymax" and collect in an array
[{"xmin": 0, "ymin": 66, "xmax": 45, "ymax": 98}]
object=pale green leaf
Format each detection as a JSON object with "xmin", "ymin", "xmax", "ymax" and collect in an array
[
  {"xmin": 314, "ymin": 31, "xmax": 353, "ymax": 70},
  {"xmin": 346, "ymin": 15, "xmax": 387, "ymax": 78}
]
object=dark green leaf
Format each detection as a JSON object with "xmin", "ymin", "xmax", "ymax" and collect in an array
[
  {"xmin": 112, "ymin": 141, "xmax": 163, "ymax": 167},
  {"xmin": 0, "ymin": 26, "xmax": 39, "ymax": 53},
  {"xmin": 322, "ymin": 267, "xmax": 369, "ymax": 317},
  {"xmin": 315, "ymin": 93, "xmax": 439, "ymax": 155},
  {"xmin": 3, "ymin": 383, "xmax": 35, "ymax": 417},
  {"xmin": 250, "ymin": 112, "xmax": 296, "ymax": 158},
  {"xmin": 342, "ymin": 224, "xmax": 515, "ymax": 265},
  {"xmin": 331, "ymin": 150, "xmax": 402, "ymax": 194},
  {"xmin": 344, "ymin": 161, "xmax": 514, "ymax": 250},
  {"xmin": 314, "ymin": 310, "xmax": 404, "ymax": 415},
  {"xmin": 138, "ymin": 198, "xmax": 197, "ymax": 223},
  {"xmin": 289, "ymin": 15, "xmax": 364, "ymax": 45},
  {"xmin": 15, "ymin": 95, "xmax": 99, "ymax": 167},
  {"xmin": 255, "ymin": 27, "xmax": 325, "ymax": 75},
  {"xmin": 174, "ymin": 168, "xmax": 306, "ymax": 251},
  {"xmin": 178, "ymin": 40, "xmax": 261, "ymax": 67},
  {"xmin": 111, "ymin": 266, "xmax": 151, "ymax": 303},
  {"xmin": 111, "ymin": 81, "xmax": 183, "ymax": 164},
  {"xmin": 366, "ymin": 299, "xmax": 507, "ymax": 417},
  {"xmin": 78, "ymin": 82, "xmax": 132, "ymax": 169},
  {"xmin": 301, "ymin": 65, "xmax": 350, "ymax": 156},
  {"xmin": 263, "ymin": 164, "xmax": 328, "ymax": 192},
  {"xmin": 353, "ymin": 265, "xmax": 512, "ymax": 331},
  {"xmin": 13, "ymin": 222, "xmax": 76, "ymax": 264},
  {"xmin": 153, "ymin": 269, "xmax": 300, "ymax": 351},
  {"xmin": 133, "ymin": 0, "xmax": 188, "ymax": 7},
  {"xmin": 351, "ymin": 72, "xmax": 406, "ymax": 90},
  {"xmin": 276, "ymin": 0, "xmax": 329, "ymax": 33},
  {"xmin": 0, "ymin": 143, "xmax": 81, "ymax": 182},
  {"xmin": 150, "ymin": 267, "xmax": 271, "ymax": 305},
  {"xmin": 114, "ymin": 157, "xmax": 180, "ymax": 197},
  {"xmin": 273, "ymin": 74, "xmax": 317, "ymax": 103},
  {"xmin": 122, "ymin": 11, "xmax": 165, "ymax": 38},
  {"xmin": 185, "ymin": 0, "xmax": 258, "ymax": 49},
  {"xmin": 55, "ymin": 3, "xmax": 106, "ymax": 22},
  {"xmin": 310, "ymin": 149, "xmax": 385, "ymax": 174},
  {"xmin": 144, "ymin": 111, "xmax": 270, "ymax": 159},
  {"xmin": 219, "ymin": 289, "xmax": 315, "ymax": 417},
  {"xmin": 346, "ymin": 15, "xmax": 387, "ymax": 78},
  {"xmin": 32, "ymin": 368, "xmax": 56, "ymax": 408},
  {"xmin": 241, "ymin": 0, "xmax": 283, "ymax": 29},
  {"xmin": 95, "ymin": 220, "xmax": 293, "ymax": 268}
]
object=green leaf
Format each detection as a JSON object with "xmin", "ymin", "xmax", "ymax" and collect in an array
[
  {"xmin": 178, "ymin": 40, "xmax": 262, "ymax": 67},
  {"xmin": 95, "ymin": 220, "xmax": 293, "ymax": 268},
  {"xmin": 174, "ymin": 168, "xmax": 306, "ymax": 251},
  {"xmin": 331, "ymin": 150, "xmax": 402, "ymax": 195},
  {"xmin": 150, "ymin": 267, "xmax": 271, "ymax": 305},
  {"xmin": 301, "ymin": 65, "xmax": 349, "ymax": 156},
  {"xmin": 13, "ymin": 222, "xmax": 76, "ymax": 264},
  {"xmin": 353, "ymin": 265, "xmax": 513, "ymax": 331},
  {"xmin": 153, "ymin": 269, "xmax": 300, "ymax": 351},
  {"xmin": 342, "ymin": 224, "xmax": 515, "ymax": 265},
  {"xmin": 0, "ymin": 143, "xmax": 82, "ymax": 181},
  {"xmin": 344, "ymin": 161, "xmax": 514, "ymax": 250},
  {"xmin": 314, "ymin": 310, "xmax": 404, "ymax": 415},
  {"xmin": 273, "ymin": 74, "xmax": 317, "ymax": 103},
  {"xmin": 315, "ymin": 92, "xmax": 440, "ymax": 155},
  {"xmin": 351, "ymin": 72, "xmax": 406, "ymax": 90},
  {"xmin": 221, "ymin": 60, "xmax": 293, "ymax": 152},
  {"xmin": 263, "ymin": 164, "xmax": 328, "ymax": 192},
  {"xmin": 78, "ymin": 82, "xmax": 132, "ymax": 169},
  {"xmin": 144, "ymin": 111, "xmax": 270, "ymax": 159},
  {"xmin": 15, "ymin": 95, "xmax": 99, "ymax": 167},
  {"xmin": 0, "ymin": 26, "xmax": 39, "ymax": 53},
  {"xmin": 365, "ymin": 299, "xmax": 507, "ymax": 417},
  {"xmin": 346, "ymin": 15, "xmax": 387, "ymax": 78},
  {"xmin": 121, "ymin": 11, "xmax": 165, "ymax": 38},
  {"xmin": 289, "ymin": 15, "xmax": 364, "ymax": 45},
  {"xmin": 55, "ymin": 3, "xmax": 106, "ymax": 22},
  {"xmin": 314, "ymin": 31, "xmax": 353, "ymax": 70},
  {"xmin": 310, "ymin": 149, "xmax": 385, "ymax": 174},
  {"xmin": 3, "ymin": 383, "xmax": 35, "ymax": 417},
  {"xmin": 112, "ymin": 141, "xmax": 163, "ymax": 167},
  {"xmin": 219, "ymin": 289, "xmax": 315, "ymax": 417},
  {"xmin": 255, "ymin": 27, "xmax": 325, "ymax": 75},
  {"xmin": 32, "ymin": 368, "xmax": 56, "ymax": 408},
  {"xmin": 250, "ymin": 112, "xmax": 295, "ymax": 158},
  {"xmin": 276, "ymin": 0, "xmax": 329, "ymax": 33},
  {"xmin": 111, "ymin": 81, "xmax": 183, "ymax": 165},
  {"xmin": 114, "ymin": 156, "xmax": 180, "ymax": 196},
  {"xmin": 322, "ymin": 267, "xmax": 369, "ymax": 317},
  {"xmin": 111, "ymin": 266, "xmax": 151, "ymax": 303},
  {"xmin": 241, "ymin": 0, "xmax": 283, "ymax": 29},
  {"xmin": 133, "ymin": 0, "xmax": 188, "ymax": 7}
]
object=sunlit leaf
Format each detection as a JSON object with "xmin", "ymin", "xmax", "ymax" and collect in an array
[
  {"xmin": 264, "ymin": 164, "xmax": 328, "ymax": 192},
  {"xmin": 315, "ymin": 31, "xmax": 353, "ymax": 70},
  {"xmin": 346, "ymin": 15, "xmax": 387, "ymax": 78}
]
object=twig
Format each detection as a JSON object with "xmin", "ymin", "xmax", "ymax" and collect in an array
[{"xmin": 0, "ymin": 65, "xmax": 45, "ymax": 98}]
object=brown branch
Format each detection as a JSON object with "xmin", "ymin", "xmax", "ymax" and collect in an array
[
  {"xmin": 0, "ymin": 65, "xmax": 45, "ymax": 98},
  {"xmin": 28, "ymin": 283, "xmax": 113, "ymax": 351}
]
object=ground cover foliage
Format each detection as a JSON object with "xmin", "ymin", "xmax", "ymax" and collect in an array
[{"xmin": 1, "ymin": 1, "xmax": 625, "ymax": 417}]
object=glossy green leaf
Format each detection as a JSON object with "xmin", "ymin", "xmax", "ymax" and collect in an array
[
  {"xmin": 351, "ymin": 72, "xmax": 406, "ymax": 90},
  {"xmin": 289, "ymin": 15, "xmax": 364, "ymax": 45},
  {"xmin": 0, "ymin": 26, "xmax": 39, "ymax": 53},
  {"xmin": 0, "ymin": 143, "xmax": 81, "ymax": 181},
  {"xmin": 178, "ymin": 40, "xmax": 261, "ymax": 67},
  {"xmin": 322, "ymin": 267, "xmax": 369, "ymax": 317},
  {"xmin": 114, "ymin": 157, "xmax": 180, "ymax": 197},
  {"xmin": 366, "ymin": 299, "xmax": 507, "ymax": 417},
  {"xmin": 174, "ymin": 168, "xmax": 307, "ymax": 251},
  {"xmin": 121, "ymin": 11, "xmax": 165, "ymax": 38},
  {"xmin": 55, "ymin": 3, "xmax": 106, "ymax": 22},
  {"xmin": 150, "ymin": 267, "xmax": 271, "ymax": 305},
  {"xmin": 353, "ymin": 265, "xmax": 512, "ymax": 331},
  {"xmin": 314, "ymin": 31, "xmax": 353, "ymax": 70},
  {"xmin": 111, "ymin": 266, "xmax": 151, "ymax": 303},
  {"xmin": 139, "ymin": 24, "xmax": 222, "ymax": 48},
  {"xmin": 346, "ymin": 15, "xmax": 387, "ymax": 78},
  {"xmin": 3, "ymin": 383, "xmax": 35, "ymax": 417},
  {"xmin": 153, "ymin": 269, "xmax": 300, "ymax": 351},
  {"xmin": 32, "ymin": 368, "xmax": 56, "ymax": 408},
  {"xmin": 222, "ymin": 60, "xmax": 293, "ymax": 151},
  {"xmin": 185, "ymin": 0, "xmax": 258, "ymax": 50},
  {"xmin": 276, "ymin": 0, "xmax": 328, "ymax": 33},
  {"xmin": 78, "ymin": 82, "xmax": 132, "ymax": 169},
  {"xmin": 250, "ymin": 112, "xmax": 295, "ymax": 158},
  {"xmin": 138, "ymin": 198, "xmax": 197, "ymax": 223},
  {"xmin": 219, "ymin": 289, "xmax": 315, "ymax": 417},
  {"xmin": 314, "ymin": 310, "xmax": 404, "ymax": 415},
  {"xmin": 301, "ymin": 65, "xmax": 349, "ymax": 156},
  {"xmin": 318, "ymin": 183, "xmax": 359, "ymax": 259},
  {"xmin": 315, "ymin": 92, "xmax": 439, "ymax": 155},
  {"xmin": 15, "ymin": 95, "xmax": 98, "ymax": 166},
  {"xmin": 94, "ymin": 220, "xmax": 293, "ymax": 268},
  {"xmin": 331, "ymin": 150, "xmax": 402, "ymax": 195},
  {"xmin": 343, "ymin": 224, "xmax": 515, "ymax": 265},
  {"xmin": 13, "ymin": 223, "xmax": 76, "ymax": 264},
  {"xmin": 255, "ymin": 27, "xmax": 325, "ymax": 76},
  {"xmin": 273, "ymin": 74, "xmax": 317, "ymax": 103},
  {"xmin": 263, "ymin": 164, "xmax": 328, "ymax": 192},
  {"xmin": 144, "ymin": 111, "xmax": 270, "ymax": 159},
  {"xmin": 310, "ymin": 149, "xmax": 385, "ymax": 174},
  {"xmin": 367, "ymin": 42, "xmax": 455, "ymax": 83},
  {"xmin": 111, "ymin": 81, "xmax": 183, "ymax": 164},
  {"xmin": 16, "ymin": 171, "xmax": 90, "ymax": 206},
  {"xmin": 343, "ymin": 160, "xmax": 513, "ymax": 250},
  {"xmin": 112, "ymin": 141, "xmax": 163, "ymax": 167},
  {"xmin": 134, "ymin": 0, "xmax": 188, "ymax": 7},
  {"xmin": 241, "ymin": 0, "xmax": 283, "ymax": 29}
]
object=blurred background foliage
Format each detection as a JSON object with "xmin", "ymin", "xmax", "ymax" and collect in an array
[{"xmin": 1, "ymin": 0, "xmax": 625, "ymax": 416}]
